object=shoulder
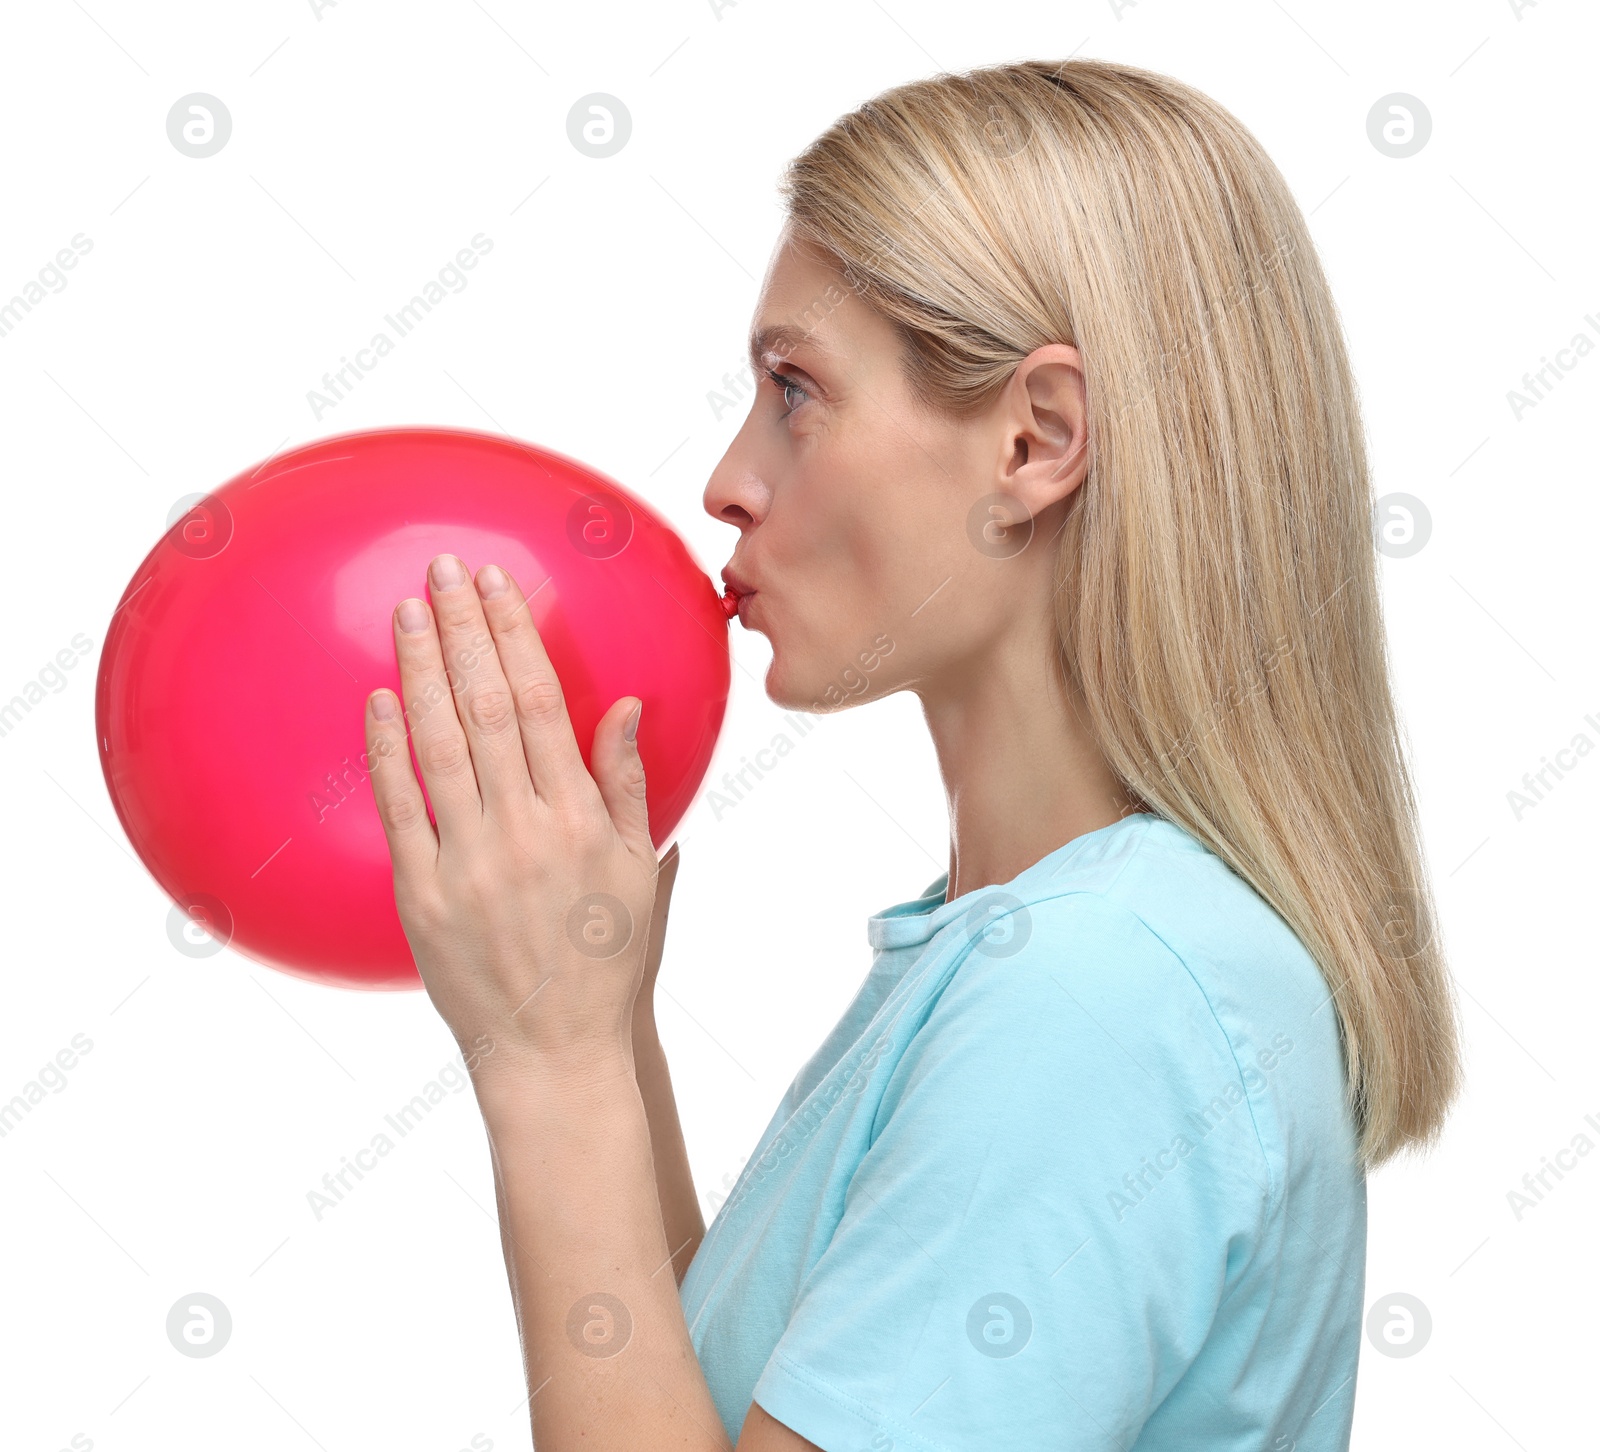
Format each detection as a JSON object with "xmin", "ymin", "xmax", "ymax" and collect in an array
[
  {"xmin": 939, "ymin": 815, "xmax": 1333, "ymax": 1071},
  {"xmin": 866, "ymin": 880, "xmax": 1277, "ymax": 1259},
  {"xmin": 927, "ymin": 886, "xmax": 1249, "ymax": 1107},
  {"xmin": 898, "ymin": 822, "xmax": 1318, "ymax": 1205}
]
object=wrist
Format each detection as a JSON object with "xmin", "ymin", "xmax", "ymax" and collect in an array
[{"xmin": 470, "ymin": 1039, "xmax": 637, "ymax": 1124}]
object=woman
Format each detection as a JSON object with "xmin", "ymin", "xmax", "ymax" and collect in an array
[{"xmin": 362, "ymin": 59, "xmax": 1461, "ymax": 1451}]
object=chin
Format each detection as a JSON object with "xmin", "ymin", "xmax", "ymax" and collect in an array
[
  {"xmin": 760, "ymin": 659, "xmax": 809, "ymax": 714},
  {"xmin": 762, "ymin": 665, "xmax": 865, "ymax": 718},
  {"xmin": 758, "ymin": 651, "xmax": 823, "ymax": 716}
]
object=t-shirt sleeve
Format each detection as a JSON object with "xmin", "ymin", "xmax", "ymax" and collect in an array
[{"xmin": 750, "ymin": 892, "xmax": 1274, "ymax": 1452}]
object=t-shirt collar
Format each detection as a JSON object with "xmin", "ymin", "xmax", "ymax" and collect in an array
[{"xmin": 866, "ymin": 813, "xmax": 1152, "ymax": 951}]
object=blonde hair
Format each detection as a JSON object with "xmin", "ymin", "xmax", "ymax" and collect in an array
[{"xmin": 781, "ymin": 58, "xmax": 1460, "ymax": 1171}]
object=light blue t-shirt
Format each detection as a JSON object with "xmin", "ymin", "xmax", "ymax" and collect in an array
[{"xmin": 679, "ymin": 811, "xmax": 1367, "ymax": 1451}]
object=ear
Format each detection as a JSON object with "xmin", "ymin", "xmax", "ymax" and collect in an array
[{"xmin": 993, "ymin": 344, "xmax": 1090, "ymax": 521}]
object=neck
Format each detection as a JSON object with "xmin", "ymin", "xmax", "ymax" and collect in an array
[{"xmin": 918, "ymin": 635, "xmax": 1143, "ymax": 905}]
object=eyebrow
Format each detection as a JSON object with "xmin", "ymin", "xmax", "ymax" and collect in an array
[{"xmin": 748, "ymin": 323, "xmax": 830, "ymax": 372}]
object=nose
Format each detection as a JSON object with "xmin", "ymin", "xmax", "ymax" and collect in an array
[{"xmin": 702, "ymin": 421, "xmax": 770, "ymax": 533}]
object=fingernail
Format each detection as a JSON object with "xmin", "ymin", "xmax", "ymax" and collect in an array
[
  {"xmin": 397, "ymin": 598, "xmax": 429, "ymax": 634},
  {"xmin": 476, "ymin": 564, "xmax": 509, "ymax": 598},
  {"xmin": 623, "ymin": 700, "xmax": 642, "ymax": 743},
  {"xmin": 429, "ymin": 554, "xmax": 464, "ymax": 591},
  {"xmin": 371, "ymin": 690, "xmax": 398, "ymax": 720}
]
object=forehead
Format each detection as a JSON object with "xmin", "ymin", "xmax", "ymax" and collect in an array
[{"xmin": 746, "ymin": 232, "xmax": 858, "ymax": 367}]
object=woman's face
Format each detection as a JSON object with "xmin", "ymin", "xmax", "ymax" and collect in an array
[{"xmin": 703, "ymin": 225, "xmax": 1086, "ymax": 714}]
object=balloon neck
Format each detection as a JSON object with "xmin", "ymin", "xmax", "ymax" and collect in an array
[{"xmin": 718, "ymin": 588, "xmax": 739, "ymax": 620}]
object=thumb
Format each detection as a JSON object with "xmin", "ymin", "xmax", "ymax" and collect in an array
[{"xmin": 594, "ymin": 696, "xmax": 653, "ymax": 857}]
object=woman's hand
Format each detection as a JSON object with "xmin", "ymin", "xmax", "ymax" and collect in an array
[
  {"xmin": 634, "ymin": 838, "xmax": 681, "ymax": 1040},
  {"xmin": 362, "ymin": 553, "xmax": 662, "ymax": 1097}
]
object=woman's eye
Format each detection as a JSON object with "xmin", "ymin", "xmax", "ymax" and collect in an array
[{"xmin": 766, "ymin": 369, "xmax": 810, "ymax": 414}]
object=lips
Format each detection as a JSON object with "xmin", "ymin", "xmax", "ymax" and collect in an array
[{"xmin": 720, "ymin": 563, "xmax": 756, "ymax": 624}]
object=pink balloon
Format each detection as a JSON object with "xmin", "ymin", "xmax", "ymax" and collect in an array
[{"xmin": 96, "ymin": 426, "xmax": 730, "ymax": 990}]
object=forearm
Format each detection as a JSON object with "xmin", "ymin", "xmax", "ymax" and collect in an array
[
  {"xmin": 633, "ymin": 1006, "xmax": 708, "ymax": 1283},
  {"xmin": 477, "ymin": 1056, "xmax": 729, "ymax": 1451}
]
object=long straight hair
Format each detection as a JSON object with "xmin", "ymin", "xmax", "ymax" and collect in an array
[{"xmin": 782, "ymin": 58, "xmax": 1460, "ymax": 1171}]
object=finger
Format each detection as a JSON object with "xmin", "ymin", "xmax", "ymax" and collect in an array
[
  {"xmin": 592, "ymin": 695, "xmax": 652, "ymax": 859},
  {"xmin": 473, "ymin": 563, "xmax": 599, "ymax": 814},
  {"xmin": 364, "ymin": 687, "xmax": 437, "ymax": 880},
  {"xmin": 424, "ymin": 553, "xmax": 537, "ymax": 816},
  {"xmin": 393, "ymin": 593, "xmax": 482, "ymax": 842}
]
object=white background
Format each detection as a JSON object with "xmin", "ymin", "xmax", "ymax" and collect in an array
[{"xmin": 1, "ymin": 1, "xmax": 1594, "ymax": 1449}]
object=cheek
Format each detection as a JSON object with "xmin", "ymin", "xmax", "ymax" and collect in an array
[
  {"xmin": 768, "ymin": 408, "xmax": 970, "ymax": 670},
  {"xmin": 765, "ymin": 442, "xmax": 875, "ymax": 593},
  {"xmin": 802, "ymin": 429, "xmax": 931, "ymax": 577},
  {"xmin": 775, "ymin": 506, "xmax": 928, "ymax": 699}
]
